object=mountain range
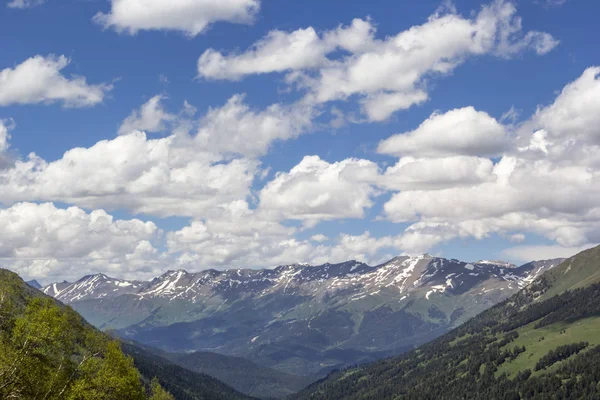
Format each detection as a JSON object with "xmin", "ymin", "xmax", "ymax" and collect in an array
[{"xmin": 42, "ymin": 254, "xmax": 563, "ymax": 379}]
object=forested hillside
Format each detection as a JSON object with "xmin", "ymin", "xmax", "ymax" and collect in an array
[
  {"xmin": 123, "ymin": 341, "xmax": 313, "ymax": 399},
  {"xmin": 293, "ymin": 245, "xmax": 600, "ymax": 400},
  {"xmin": 0, "ymin": 268, "xmax": 249, "ymax": 400},
  {"xmin": 122, "ymin": 343, "xmax": 254, "ymax": 400}
]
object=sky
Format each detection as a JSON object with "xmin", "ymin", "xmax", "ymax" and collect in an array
[{"xmin": 1, "ymin": 0, "xmax": 599, "ymax": 283}]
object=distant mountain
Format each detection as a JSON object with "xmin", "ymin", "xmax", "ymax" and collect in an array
[
  {"xmin": 43, "ymin": 255, "xmax": 564, "ymax": 376},
  {"xmin": 292, "ymin": 245, "xmax": 600, "ymax": 400},
  {"xmin": 25, "ymin": 279, "xmax": 42, "ymax": 289}
]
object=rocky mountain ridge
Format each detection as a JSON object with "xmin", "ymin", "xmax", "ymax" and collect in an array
[
  {"xmin": 44, "ymin": 255, "xmax": 559, "ymax": 305},
  {"xmin": 42, "ymin": 254, "xmax": 564, "ymax": 376}
]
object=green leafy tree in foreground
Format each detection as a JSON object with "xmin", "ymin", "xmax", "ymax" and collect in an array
[
  {"xmin": 65, "ymin": 341, "xmax": 146, "ymax": 400},
  {"xmin": 149, "ymin": 377, "xmax": 176, "ymax": 400},
  {"xmin": 0, "ymin": 273, "xmax": 174, "ymax": 400}
]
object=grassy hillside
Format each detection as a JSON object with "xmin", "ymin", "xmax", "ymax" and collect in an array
[
  {"xmin": 293, "ymin": 245, "xmax": 600, "ymax": 400},
  {"xmin": 539, "ymin": 245, "xmax": 600, "ymax": 299}
]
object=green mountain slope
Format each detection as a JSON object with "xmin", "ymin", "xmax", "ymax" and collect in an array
[
  {"xmin": 0, "ymin": 268, "xmax": 150, "ymax": 399},
  {"xmin": 122, "ymin": 343, "xmax": 254, "ymax": 400},
  {"xmin": 293, "ymin": 245, "xmax": 600, "ymax": 400},
  {"xmin": 121, "ymin": 341, "xmax": 314, "ymax": 399},
  {"xmin": 539, "ymin": 244, "xmax": 600, "ymax": 300},
  {"xmin": 0, "ymin": 268, "xmax": 250, "ymax": 400},
  {"xmin": 160, "ymin": 349, "xmax": 314, "ymax": 399}
]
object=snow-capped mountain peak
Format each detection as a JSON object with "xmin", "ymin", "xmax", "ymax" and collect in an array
[
  {"xmin": 46, "ymin": 273, "xmax": 142, "ymax": 303},
  {"xmin": 42, "ymin": 255, "xmax": 564, "ymax": 306}
]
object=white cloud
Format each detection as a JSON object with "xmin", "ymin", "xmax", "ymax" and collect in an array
[
  {"xmin": 380, "ymin": 68, "xmax": 600, "ymax": 253},
  {"xmin": 0, "ymin": 119, "xmax": 15, "ymax": 169},
  {"xmin": 394, "ymin": 222, "xmax": 462, "ymax": 254},
  {"xmin": 377, "ymin": 107, "xmax": 509, "ymax": 157},
  {"xmin": 118, "ymin": 95, "xmax": 175, "ymax": 135},
  {"xmin": 7, "ymin": 0, "xmax": 45, "ymax": 9},
  {"xmin": 0, "ymin": 92, "xmax": 319, "ymax": 218},
  {"xmin": 94, "ymin": 0, "xmax": 260, "ymax": 36},
  {"xmin": 0, "ymin": 202, "xmax": 160, "ymax": 282},
  {"xmin": 509, "ymin": 233, "xmax": 526, "ymax": 243},
  {"xmin": 310, "ymin": 234, "xmax": 328, "ymax": 242},
  {"xmin": 361, "ymin": 91, "xmax": 429, "ymax": 123},
  {"xmin": 166, "ymin": 205, "xmax": 398, "ymax": 270},
  {"xmin": 0, "ymin": 119, "xmax": 11, "ymax": 153},
  {"xmin": 503, "ymin": 244, "xmax": 592, "ymax": 263},
  {"xmin": 0, "ymin": 55, "xmax": 112, "ymax": 107},
  {"xmin": 0, "ymin": 131, "xmax": 258, "ymax": 218},
  {"xmin": 485, "ymin": 3, "xmax": 559, "ymax": 57},
  {"xmin": 198, "ymin": 27, "xmax": 329, "ymax": 80},
  {"xmin": 382, "ymin": 156, "xmax": 494, "ymax": 191},
  {"xmin": 119, "ymin": 93, "xmax": 314, "ymax": 157},
  {"xmin": 194, "ymin": 94, "xmax": 315, "ymax": 157},
  {"xmin": 325, "ymin": 231, "xmax": 394, "ymax": 262},
  {"xmin": 259, "ymin": 155, "xmax": 380, "ymax": 223},
  {"xmin": 198, "ymin": 1, "xmax": 558, "ymax": 121},
  {"xmin": 525, "ymin": 67, "xmax": 600, "ymax": 144},
  {"xmin": 539, "ymin": 0, "xmax": 568, "ymax": 6},
  {"xmin": 166, "ymin": 200, "xmax": 304, "ymax": 268}
]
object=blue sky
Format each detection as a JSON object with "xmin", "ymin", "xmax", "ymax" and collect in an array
[{"xmin": 1, "ymin": 0, "xmax": 599, "ymax": 283}]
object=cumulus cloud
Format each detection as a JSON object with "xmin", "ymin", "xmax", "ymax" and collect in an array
[
  {"xmin": 393, "ymin": 222, "xmax": 463, "ymax": 254},
  {"xmin": 0, "ymin": 119, "xmax": 11, "ymax": 153},
  {"xmin": 0, "ymin": 202, "xmax": 160, "ymax": 282},
  {"xmin": 525, "ymin": 67, "xmax": 600, "ymax": 145},
  {"xmin": 194, "ymin": 94, "xmax": 315, "ymax": 157},
  {"xmin": 166, "ymin": 200, "xmax": 304, "ymax": 268},
  {"xmin": 310, "ymin": 234, "xmax": 328, "ymax": 242},
  {"xmin": 503, "ymin": 244, "xmax": 593, "ymax": 263},
  {"xmin": 198, "ymin": 1, "xmax": 558, "ymax": 121},
  {"xmin": 0, "ymin": 55, "xmax": 112, "ymax": 107},
  {"xmin": 166, "ymin": 203, "xmax": 398, "ymax": 270},
  {"xmin": 119, "ymin": 93, "xmax": 314, "ymax": 156},
  {"xmin": 380, "ymin": 67, "xmax": 600, "ymax": 253},
  {"xmin": 0, "ymin": 131, "xmax": 258, "ymax": 218},
  {"xmin": 382, "ymin": 156, "xmax": 494, "ymax": 191},
  {"xmin": 94, "ymin": 0, "xmax": 260, "ymax": 36},
  {"xmin": 378, "ymin": 107, "xmax": 509, "ymax": 157},
  {"xmin": 118, "ymin": 95, "xmax": 175, "ymax": 135},
  {"xmin": 197, "ymin": 19, "xmax": 375, "ymax": 80},
  {"xmin": 7, "ymin": 0, "xmax": 45, "ymax": 8},
  {"xmin": 0, "ymin": 92, "xmax": 319, "ymax": 218},
  {"xmin": 259, "ymin": 155, "xmax": 380, "ymax": 223},
  {"xmin": 0, "ymin": 119, "xmax": 15, "ymax": 169}
]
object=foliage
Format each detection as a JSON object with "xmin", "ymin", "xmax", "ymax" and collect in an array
[
  {"xmin": 0, "ymin": 269, "xmax": 172, "ymax": 400},
  {"xmin": 122, "ymin": 342, "xmax": 253, "ymax": 400},
  {"xmin": 534, "ymin": 342, "xmax": 588, "ymax": 371},
  {"xmin": 150, "ymin": 377, "xmax": 176, "ymax": 400}
]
